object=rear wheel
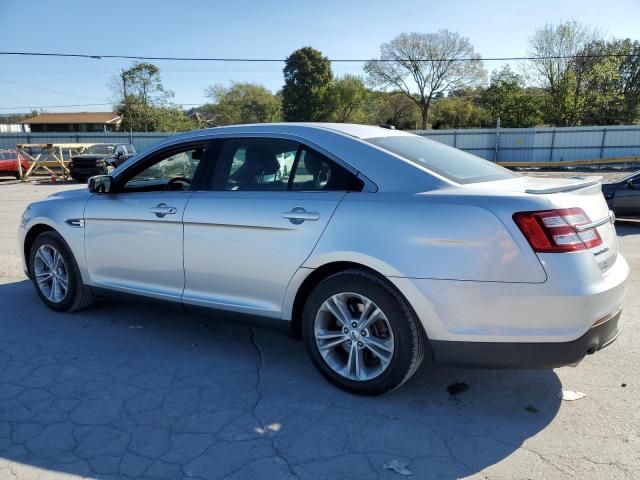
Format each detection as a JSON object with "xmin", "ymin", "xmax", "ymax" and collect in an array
[
  {"xmin": 302, "ymin": 269, "xmax": 426, "ymax": 395},
  {"xmin": 29, "ymin": 231, "xmax": 94, "ymax": 312}
]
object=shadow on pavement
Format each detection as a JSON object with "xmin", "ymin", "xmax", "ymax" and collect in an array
[{"xmin": 0, "ymin": 279, "xmax": 562, "ymax": 479}]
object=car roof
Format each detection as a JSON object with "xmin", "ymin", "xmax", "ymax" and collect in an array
[{"xmin": 190, "ymin": 122, "xmax": 414, "ymax": 140}]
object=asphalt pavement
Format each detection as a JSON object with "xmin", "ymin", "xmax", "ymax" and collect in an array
[{"xmin": 0, "ymin": 180, "xmax": 638, "ymax": 479}]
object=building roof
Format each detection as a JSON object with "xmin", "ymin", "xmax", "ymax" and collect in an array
[{"xmin": 19, "ymin": 112, "xmax": 121, "ymax": 125}]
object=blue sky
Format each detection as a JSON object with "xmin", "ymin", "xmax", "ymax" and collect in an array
[{"xmin": 1, "ymin": 0, "xmax": 639, "ymax": 113}]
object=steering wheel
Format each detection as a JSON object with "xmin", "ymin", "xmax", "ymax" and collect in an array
[{"xmin": 165, "ymin": 176, "xmax": 191, "ymax": 191}]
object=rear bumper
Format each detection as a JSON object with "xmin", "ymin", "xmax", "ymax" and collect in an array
[{"xmin": 430, "ymin": 309, "xmax": 623, "ymax": 368}]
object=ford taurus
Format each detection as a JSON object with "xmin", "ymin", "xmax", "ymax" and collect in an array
[{"xmin": 19, "ymin": 124, "xmax": 629, "ymax": 395}]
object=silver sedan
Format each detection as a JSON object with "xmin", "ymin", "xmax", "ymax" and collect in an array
[{"xmin": 19, "ymin": 123, "xmax": 628, "ymax": 394}]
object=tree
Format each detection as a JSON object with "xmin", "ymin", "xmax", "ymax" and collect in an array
[
  {"xmin": 365, "ymin": 30, "xmax": 485, "ymax": 129},
  {"xmin": 575, "ymin": 39, "xmax": 640, "ymax": 125},
  {"xmin": 618, "ymin": 39, "xmax": 640, "ymax": 124},
  {"xmin": 203, "ymin": 82, "xmax": 281, "ymax": 125},
  {"xmin": 365, "ymin": 91, "xmax": 420, "ymax": 129},
  {"xmin": 111, "ymin": 62, "xmax": 197, "ymax": 132},
  {"xmin": 479, "ymin": 66, "xmax": 543, "ymax": 127},
  {"xmin": 529, "ymin": 21, "xmax": 600, "ymax": 126},
  {"xmin": 282, "ymin": 47, "xmax": 333, "ymax": 121},
  {"xmin": 328, "ymin": 75, "xmax": 368, "ymax": 122},
  {"xmin": 430, "ymin": 95, "xmax": 491, "ymax": 129}
]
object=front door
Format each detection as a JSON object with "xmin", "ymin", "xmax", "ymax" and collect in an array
[
  {"xmin": 182, "ymin": 138, "xmax": 360, "ymax": 318},
  {"xmin": 84, "ymin": 143, "xmax": 207, "ymax": 300}
]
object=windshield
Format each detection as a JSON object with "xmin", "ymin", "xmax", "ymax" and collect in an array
[
  {"xmin": 85, "ymin": 144, "xmax": 115, "ymax": 155},
  {"xmin": 366, "ymin": 135, "xmax": 517, "ymax": 184}
]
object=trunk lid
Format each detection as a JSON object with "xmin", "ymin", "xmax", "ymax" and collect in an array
[{"xmin": 475, "ymin": 175, "xmax": 618, "ymax": 274}]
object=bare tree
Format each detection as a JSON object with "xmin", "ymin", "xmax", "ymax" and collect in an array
[
  {"xmin": 529, "ymin": 20, "xmax": 601, "ymax": 126},
  {"xmin": 365, "ymin": 31, "xmax": 485, "ymax": 129}
]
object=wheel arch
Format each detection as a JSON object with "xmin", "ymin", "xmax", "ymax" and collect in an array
[
  {"xmin": 287, "ymin": 261, "xmax": 424, "ymax": 341},
  {"xmin": 23, "ymin": 223, "xmax": 58, "ymax": 272}
]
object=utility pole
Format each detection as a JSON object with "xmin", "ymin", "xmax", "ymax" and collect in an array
[
  {"xmin": 494, "ymin": 116, "xmax": 501, "ymax": 162},
  {"xmin": 121, "ymin": 70, "xmax": 133, "ymax": 142}
]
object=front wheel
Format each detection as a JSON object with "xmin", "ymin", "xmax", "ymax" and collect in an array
[
  {"xmin": 302, "ymin": 269, "xmax": 426, "ymax": 395},
  {"xmin": 29, "ymin": 231, "xmax": 94, "ymax": 312}
]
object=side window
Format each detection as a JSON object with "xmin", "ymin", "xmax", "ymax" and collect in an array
[
  {"xmin": 291, "ymin": 147, "xmax": 363, "ymax": 192},
  {"xmin": 123, "ymin": 146, "xmax": 205, "ymax": 192},
  {"xmin": 219, "ymin": 139, "xmax": 297, "ymax": 191}
]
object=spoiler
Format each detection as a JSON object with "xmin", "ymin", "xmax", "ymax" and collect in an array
[{"xmin": 524, "ymin": 176, "xmax": 603, "ymax": 195}]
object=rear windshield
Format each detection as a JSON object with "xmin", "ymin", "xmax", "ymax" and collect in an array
[
  {"xmin": 366, "ymin": 135, "xmax": 517, "ymax": 184},
  {"xmin": 86, "ymin": 144, "xmax": 115, "ymax": 155}
]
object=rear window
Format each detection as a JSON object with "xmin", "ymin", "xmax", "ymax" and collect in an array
[{"xmin": 366, "ymin": 135, "xmax": 517, "ymax": 184}]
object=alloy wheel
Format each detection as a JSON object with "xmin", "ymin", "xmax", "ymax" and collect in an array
[
  {"xmin": 314, "ymin": 292, "xmax": 395, "ymax": 381},
  {"xmin": 33, "ymin": 244, "xmax": 69, "ymax": 303}
]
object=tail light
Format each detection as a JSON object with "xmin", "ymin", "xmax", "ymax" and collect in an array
[{"xmin": 513, "ymin": 208, "xmax": 602, "ymax": 253}]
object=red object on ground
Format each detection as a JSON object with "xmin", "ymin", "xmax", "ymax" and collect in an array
[{"xmin": 50, "ymin": 175, "xmax": 57, "ymax": 184}]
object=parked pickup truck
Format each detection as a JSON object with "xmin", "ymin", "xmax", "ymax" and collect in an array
[{"xmin": 69, "ymin": 143, "xmax": 136, "ymax": 183}]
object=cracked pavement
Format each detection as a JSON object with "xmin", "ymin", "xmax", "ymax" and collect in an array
[{"xmin": 0, "ymin": 181, "xmax": 638, "ymax": 479}]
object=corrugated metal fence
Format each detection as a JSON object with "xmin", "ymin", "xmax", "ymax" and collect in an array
[
  {"xmin": 0, "ymin": 125, "xmax": 639, "ymax": 163},
  {"xmin": 415, "ymin": 125, "xmax": 640, "ymax": 163}
]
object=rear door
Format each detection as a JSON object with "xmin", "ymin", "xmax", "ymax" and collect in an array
[{"xmin": 182, "ymin": 137, "xmax": 361, "ymax": 318}]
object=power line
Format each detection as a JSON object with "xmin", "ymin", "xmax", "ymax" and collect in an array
[
  {"xmin": 0, "ymin": 51, "xmax": 638, "ymax": 62},
  {"xmin": 0, "ymin": 102, "xmax": 206, "ymax": 111},
  {"xmin": 0, "ymin": 78, "xmax": 105, "ymax": 101}
]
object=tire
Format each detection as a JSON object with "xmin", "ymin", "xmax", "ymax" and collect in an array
[
  {"xmin": 29, "ymin": 231, "xmax": 94, "ymax": 312},
  {"xmin": 302, "ymin": 268, "xmax": 426, "ymax": 395}
]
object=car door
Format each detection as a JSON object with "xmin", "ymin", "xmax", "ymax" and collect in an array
[
  {"xmin": 84, "ymin": 141, "xmax": 210, "ymax": 300},
  {"xmin": 612, "ymin": 174, "xmax": 640, "ymax": 217},
  {"xmin": 182, "ymin": 137, "xmax": 363, "ymax": 318}
]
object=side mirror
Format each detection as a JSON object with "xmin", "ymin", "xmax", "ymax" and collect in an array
[
  {"xmin": 627, "ymin": 179, "xmax": 636, "ymax": 189},
  {"xmin": 88, "ymin": 175, "xmax": 113, "ymax": 194}
]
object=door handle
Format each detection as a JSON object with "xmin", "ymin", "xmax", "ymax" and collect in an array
[
  {"xmin": 282, "ymin": 207, "xmax": 320, "ymax": 224},
  {"xmin": 150, "ymin": 203, "xmax": 177, "ymax": 218}
]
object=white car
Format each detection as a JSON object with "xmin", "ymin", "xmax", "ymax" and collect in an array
[{"xmin": 19, "ymin": 123, "xmax": 629, "ymax": 395}]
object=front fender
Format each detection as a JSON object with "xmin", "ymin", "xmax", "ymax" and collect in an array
[{"xmin": 20, "ymin": 195, "xmax": 90, "ymax": 283}]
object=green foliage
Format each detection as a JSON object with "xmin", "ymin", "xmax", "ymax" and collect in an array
[
  {"xmin": 576, "ymin": 39, "xmax": 640, "ymax": 125},
  {"xmin": 203, "ymin": 82, "xmax": 281, "ymax": 125},
  {"xmin": 529, "ymin": 21, "xmax": 600, "ymax": 126},
  {"xmin": 282, "ymin": 47, "xmax": 334, "ymax": 121},
  {"xmin": 430, "ymin": 95, "xmax": 491, "ymax": 129},
  {"xmin": 113, "ymin": 62, "xmax": 197, "ymax": 132},
  {"xmin": 479, "ymin": 66, "xmax": 543, "ymax": 127},
  {"xmin": 328, "ymin": 75, "xmax": 369, "ymax": 123},
  {"xmin": 365, "ymin": 91, "xmax": 421, "ymax": 129}
]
